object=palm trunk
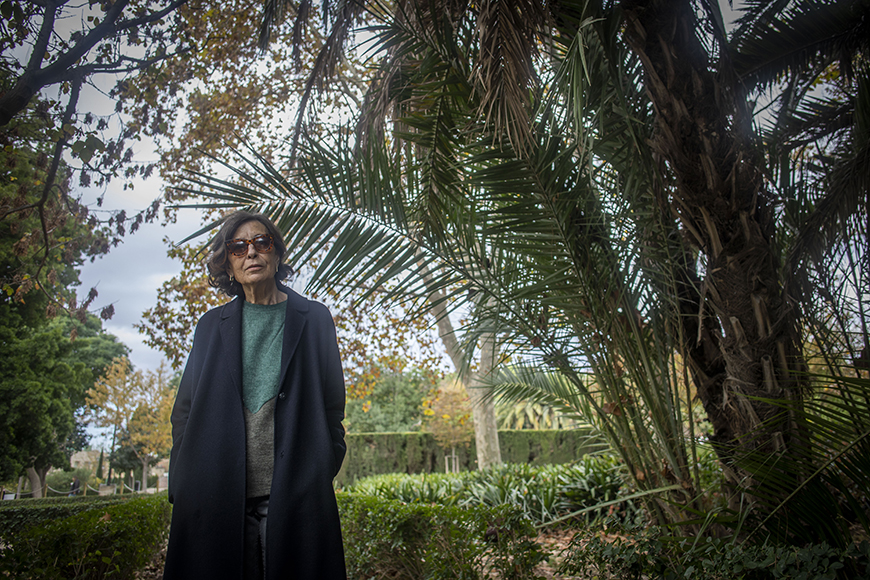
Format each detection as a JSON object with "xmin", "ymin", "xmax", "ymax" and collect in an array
[{"xmin": 621, "ymin": 0, "xmax": 806, "ymax": 479}]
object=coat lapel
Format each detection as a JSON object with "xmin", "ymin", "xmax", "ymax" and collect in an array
[
  {"xmin": 278, "ymin": 286, "xmax": 309, "ymax": 391},
  {"xmin": 219, "ymin": 288, "xmax": 309, "ymax": 396},
  {"xmin": 219, "ymin": 297, "xmax": 244, "ymax": 397}
]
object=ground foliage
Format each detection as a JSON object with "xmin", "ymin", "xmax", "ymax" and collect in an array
[
  {"xmin": 345, "ymin": 457, "xmax": 654, "ymax": 527},
  {"xmin": 559, "ymin": 526, "xmax": 870, "ymax": 580},
  {"xmin": 0, "ymin": 493, "xmax": 129, "ymax": 538}
]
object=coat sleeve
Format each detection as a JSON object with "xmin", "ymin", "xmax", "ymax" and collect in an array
[{"xmin": 317, "ymin": 304, "xmax": 346, "ymax": 477}]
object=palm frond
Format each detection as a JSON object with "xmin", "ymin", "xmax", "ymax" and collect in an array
[
  {"xmin": 731, "ymin": 0, "xmax": 870, "ymax": 91},
  {"xmin": 738, "ymin": 374, "xmax": 870, "ymax": 545}
]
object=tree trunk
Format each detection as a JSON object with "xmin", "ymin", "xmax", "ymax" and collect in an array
[
  {"xmin": 25, "ymin": 466, "xmax": 47, "ymax": 498},
  {"xmin": 428, "ymin": 287, "xmax": 502, "ymax": 470},
  {"xmin": 107, "ymin": 425, "xmax": 117, "ymax": 484},
  {"xmin": 621, "ymin": 0, "xmax": 805, "ymax": 479},
  {"xmin": 141, "ymin": 458, "xmax": 150, "ymax": 492},
  {"xmin": 467, "ymin": 329, "xmax": 502, "ymax": 469}
]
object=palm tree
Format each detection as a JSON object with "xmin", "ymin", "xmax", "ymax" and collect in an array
[{"xmin": 188, "ymin": 0, "xmax": 869, "ymax": 539}]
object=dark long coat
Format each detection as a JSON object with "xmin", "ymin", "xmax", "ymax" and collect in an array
[{"xmin": 164, "ymin": 287, "xmax": 347, "ymax": 580}]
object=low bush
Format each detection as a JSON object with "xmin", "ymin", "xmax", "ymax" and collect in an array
[
  {"xmin": 0, "ymin": 493, "xmax": 171, "ymax": 580},
  {"xmin": 0, "ymin": 494, "xmax": 130, "ymax": 538},
  {"xmin": 559, "ymin": 526, "xmax": 870, "ymax": 580},
  {"xmin": 346, "ymin": 458, "xmax": 641, "ymax": 526},
  {"xmin": 338, "ymin": 493, "xmax": 544, "ymax": 579}
]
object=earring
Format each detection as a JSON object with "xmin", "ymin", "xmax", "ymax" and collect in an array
[{"xmin": 229, "ymin": 273, "xmax": 234, "ymax": 282}]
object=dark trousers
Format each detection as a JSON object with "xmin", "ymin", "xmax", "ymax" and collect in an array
[{"xmin": 244, "ymin": 496, "xmax": 269, "ymax": 580}]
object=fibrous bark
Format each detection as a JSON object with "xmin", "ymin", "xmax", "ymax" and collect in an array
[{"xmin": 621, "ymin": 0, "xmax": 805, "ymax": 476}]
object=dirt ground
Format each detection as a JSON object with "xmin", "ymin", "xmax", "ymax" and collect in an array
[{"xmin": 531, "ymin": 528, "xmax": 583, "ymax": 579}]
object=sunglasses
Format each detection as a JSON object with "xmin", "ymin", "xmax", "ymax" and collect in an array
[{"xmin": 226, "ymin": 234, "xmax": 274, "ymax": 257}]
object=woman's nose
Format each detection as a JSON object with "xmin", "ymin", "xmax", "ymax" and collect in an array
[{"xmin": 246, "ymin": 243, "xmax": 258, "ymax": 257}]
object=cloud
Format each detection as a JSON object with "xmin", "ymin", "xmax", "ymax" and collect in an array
[{"xmin": 78, "ymin": 209, "xmax": 204, "ymax": 373}]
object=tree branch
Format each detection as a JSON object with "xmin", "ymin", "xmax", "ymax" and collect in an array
[
  {"xmin": 34, "ymin": 74, "xmax": 82, "ymax": 282},
  {"xmin": 114, "ymin": 0, "xmax": 187, "ymax": 33},
  {"xmin": 0, "ymin": 0, "xmax": 188, "ymax": 126},
  {"xmin": 24, "ymin": 0, "xmax": 60, "ymax": 76}
]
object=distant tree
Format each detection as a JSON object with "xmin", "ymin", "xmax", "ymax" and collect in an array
[
  {"xmin": 87, "ymin": 356, "xmax": 138, "ymax": 483},
  {"xmin": 0, "ymin": 302, "xmax": 125, "ymax": 496},
  {"xmin": 88, "ymin": 357, "xmax": 175, "ymax": 491},
  {"xmin": 344, "ymin": 370, "xmax": 436, "ymax": 433},
  {"xmin": 423, "ymin": 378, "xmax": 473, "ymax": 473},
  {"xmin": 0, "ymin": 320, "xmax": 81, "ymax": 495},
  {"xmin": 0, "ymin": 315, "xmax": 122, "ymax": 495},
  {"xmin": 109, "ymin": 435, "xmax": 141, "ymax": 492},
  {"xmin": 96, "ymin": 449, "xmax": 104, "ymax": 480},
  {"xmin": 126, "ymin": 363, "xmax": 176, "ymax": 491}
]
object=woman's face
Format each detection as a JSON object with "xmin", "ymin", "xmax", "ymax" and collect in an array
[{"xmin": 225, "ymin": 220, "xmax": 279, "ymax": 291}]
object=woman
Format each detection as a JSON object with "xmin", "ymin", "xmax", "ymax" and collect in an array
[{"xmin": 164, "ymin": 211, "xmax": 347, "ymax": 580}]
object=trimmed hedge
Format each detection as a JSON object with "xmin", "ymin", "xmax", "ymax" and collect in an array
[
  {"xmin": 0, "ymin": 494, "xmax": 131, "ymax": 538},
  {"xmin": 0, "ymin": 493, "xmax": 171, "ymax": 580},
  {"xmin": 338, "ymin": 492, "xmax": 545, "ymax": 579},
  {"xmin": 337, "ymin": 428, "xmax": 605, "ymax": 485}
]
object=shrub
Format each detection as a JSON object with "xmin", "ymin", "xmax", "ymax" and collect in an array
[
  {"xmin": 0, "ymin": 493, "xmax": 171, "ymax": 579},
  {"xmin": 0, "ymin": 494, "xmax": 130, "ymax": 538},
  {"xmin": 559, "ymin": 526, "xmax": 870, "ymax": 580},
  {"xmin": 338, "ymin": 493, "xmax": 544, "ymax": 579},
  {"xmin": 346, "ymin": 459, "xmax": 641, "ymax": 526}
]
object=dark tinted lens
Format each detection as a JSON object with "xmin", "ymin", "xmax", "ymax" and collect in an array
[
  {"xmin": 252, "ymin": 235, "xmax": 273, "ymax": 253},
  {"xmin": 226, "ymin": 240, "xmax": 248, "ymax": 256}
]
